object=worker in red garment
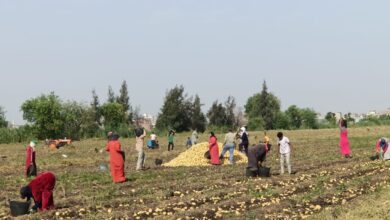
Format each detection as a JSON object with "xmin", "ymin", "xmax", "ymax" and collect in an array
[
  {"xmin": 20, "ymin": 172, "xmax": 56, "ymax": 212},
  {"xmin": 208, "ymin": 132, "xmax": 220, "ymax": 165},
  {"xmin": 106, "ymin": 133, "xmax": 126, "ymax": 183},
  {"xmin": 25, "ymin": 140, "xmax": 37, "ymax": 177}
]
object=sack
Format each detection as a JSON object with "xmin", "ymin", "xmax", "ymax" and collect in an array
[
  {"xmin": 204, "ymin": 151, "xmax": 211, "ymax": 159},
  {"xmin": 135, "ymin": 128, "xmax": 144, "ymax": 137},
  {"xmin": 27, "ymin": 164, "xmax": 37, "ymax": 177}
]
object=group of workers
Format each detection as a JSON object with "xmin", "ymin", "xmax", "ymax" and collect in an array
[
  {"xmin": 206, "ymin": 126, "xmax": 293, "ymax": 175},
  {"xmin": 18, "ymin": 119, "xmax": 389, "ymax": 214}
]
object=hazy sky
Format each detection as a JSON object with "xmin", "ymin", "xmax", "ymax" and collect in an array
[{"xmin": 1, "ymin": 1, "xmax": 390, "ymax": 124}]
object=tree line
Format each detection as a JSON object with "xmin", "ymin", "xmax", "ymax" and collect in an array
[{"xmin": 1, "ymin": 80, "xmax": 371, "ymax": 144}]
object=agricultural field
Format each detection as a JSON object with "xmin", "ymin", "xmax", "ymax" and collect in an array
[{"xmin": 1, "ymin": 126, "xmax": 390, "ymax": 219}]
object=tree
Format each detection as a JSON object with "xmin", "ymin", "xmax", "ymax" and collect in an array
[
  {"xmin": 191, "ymin": 95, "xmax": 207, "ymax": 132},
  {"xmin": 285, "ymin": 105, "xmax": 302, "ymax": 129},
  {"xmin": 107, "ymin": 86, "xmax": 116, "ymax": 103},
  {"xmin": 21, "ymin": 92, "xmax": 63, "ymax": 139},
  {"xmin": 61, "ymin": 101, "xmax": 89, "ymax": 139},
  {"xmin": 245, "ymin": 81, "xmax": 281, "ymax": 130},
  {"xmin": 301, "ymin": 108, "xmax": 319, "ymax": 129},
  {"xmin": 325, "ymin": 112, "xmax": 336, "ymax": 125},
  {"xmin": 156, "ymin": 85, "xmax": 192, "ymax": 132},
  {"xmin": 0, "ymin": 106, "xmax": 8, "ymax": 128},
  {"xmin": 207, "ymin": 101, "xmax": 227, "ymax": 127},
  {"xmin": 100, "ymin": 102, "xmax": 125, "ymax": 130},
  {"xmin": 91, "ymin": 89, "xmax": 101, "ymax": 125},
  {"xmin": 224, "ymin": 96, "xmax": 236, "ymax": 127},
  {"xmin": 275, "ymin": 112, "xmax": 290, "ymax": 130},
  {"xmin": 117, "ymin": 80, "xmax": 132, "ymax": 123}
]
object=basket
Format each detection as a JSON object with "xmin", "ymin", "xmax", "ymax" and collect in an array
[
  {"xmin": 259, "ymin": 167, "xmax": 271, "ymax": 177},
  {"xmin": 10, "ymin": 200, "xmax": 30, "ymax": 216},
  {"xmin": 246, "ymin": 167, "xmax": 259, "ymax": 177}
]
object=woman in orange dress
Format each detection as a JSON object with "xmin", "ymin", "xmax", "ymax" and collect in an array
[
  {"xmin": 106, "ymin": 134, "xmax": 126, "ymax": 183},
  {"xmin": 208, "ymin": 132, "xmax": 220, "ymax": 165}
]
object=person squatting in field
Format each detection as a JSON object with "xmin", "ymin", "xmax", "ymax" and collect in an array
[
  {"xmin": 339, "ymin": 119, "xmax": 352, "ymax": 158},
  {"xmin": 20, "ymin": 172, "xmax": 56, "ymax": 212},
  {"xmin": 247, "ymin": 143, "xmax": 269, "ymax": 172},
  {"xmin": 375, "ymin": 138, "xmax": 390, "ymax": 160},
  {"xmin": 106, "ymin": 133, "xmax": 126, "ymax": 183},
  {"xmin": 208, "ymin": 132, "xmax": 221, "ymax": 165},
  {"xmin": 219, "ymin": 129, "xmax": 236, "ymax": 164},
  {"xmin": 277, "ymin": 132, "xmax": 293, "ymax": 175},
  {"xmin": 25, "ymin": 140, "xmax": 37, "ymax": 177},
  {"xmin": 135, "ymin": 128, "xmax": 147, "ymax": 171}
]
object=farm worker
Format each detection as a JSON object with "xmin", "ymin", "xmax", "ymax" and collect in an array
[
  {"xmin": 208, "ymin": 132, "xmax": 220, "ymax": 165},
  {"xmin": 167, "ymin": 130, "xmax": 175, "ymax": 151},
  {"xmin": 277, "ymin": 132, "xmax": 293, "ymax": 175},
  {"xmin": 20, "ymin": 172, "xmax": 56, "ymax": 212},
  {"xmin": 25, "ymin": 140, "xmax": 37, "ymax": 177},
  {"xmin": 339, "ymin": 119, "xmax": 352, "ymax": 158},
  {"xmin": 191, "ymin": 129, "xmax": 198, "ymax": 145},
  {"xmin": 239, "ymin": 127, "xmax": 249, "ymax": 155},
  {"xmin": 220, "ymin": 129, "xmax": 236, "ymax": 164},
  {"xmin": 186, "ymin": 137, "xmax": 192, "ymax": 148},
  {"xmin": 247, "ymin": 143, "xmax": 268, "ymax": 171},
  {"xmin": 136, "ymin": 128, "xmax": 147, "ymax": 171},
  {"xmin": 263, "ymin": 131, "xmax": 271, "ymax": 152},
  {"xmin": 106, "ymin": 133, "xmax": 126, "ymax": 183},
  {"xmin": 376, "ymin": 138, "xmax": 389, "ymax": 160},
  {"xmin": 150, "ymin": 132, "xmax": 158, "ymax": 148}
]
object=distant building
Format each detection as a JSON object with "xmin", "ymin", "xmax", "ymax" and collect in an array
[
  {"xmin": 366, "ymin": 111, "xmax": 378, "ymax": 118},
  {"xmin": 378, "ymin": 108, "xmax": 390, "ymax": 117},
  {"xmin": 135, "ymin": 114, "xmax": 156, "ymax": 131}
]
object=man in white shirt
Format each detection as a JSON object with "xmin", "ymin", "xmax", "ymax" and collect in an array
[{"xmin": 277, "ymin": 132, "xmax": 292, "ymax": 174}]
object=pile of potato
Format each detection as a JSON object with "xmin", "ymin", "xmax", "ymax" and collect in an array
[{"xmin": 163, "ymin": 142, "xmax": 248, "ymax": 167}]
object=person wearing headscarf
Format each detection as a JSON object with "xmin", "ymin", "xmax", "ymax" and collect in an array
[
  {"xmin": 20, "ymin": 172, "xmax": 56, "ymax": 212},
  {"xmin": 239, "ymin": 127, "xmax": 249, "ymax": 155},
  {"xmin": 376, "ymin": 138, "xmax": 389, "ymax": 160},
  {"xmin": 208, "ymin": 132, "xmax": 220, "ymax": 165},
  {"xmin": 339, "ymin": 119, "xmax": 352, "ymax": 158},
  {"xmin": 106, "ymin": 133, "xmax": 126, "ymax": 183},
  {"xmin": 25, "ymin": 140, "xmax": 37, "ymax": 177}
]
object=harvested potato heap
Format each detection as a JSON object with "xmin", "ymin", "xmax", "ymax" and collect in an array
[{"xmin": 163, "ymin": 142, "xmax": 248, "ymax": 167}]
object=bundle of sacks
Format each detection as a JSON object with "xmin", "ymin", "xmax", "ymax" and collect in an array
[{"xmin": 163, "ymin": 142, "xmax": 247, "ymax": 167}]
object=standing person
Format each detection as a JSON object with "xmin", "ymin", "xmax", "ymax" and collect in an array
[
  {"xmin": 339, "ymin": 119, "xmax": 352, "ymax": 158},
  {"xmin": 25, "ymin": 140, "xmax": 37, "ymax": 177},
  {"xmin": 106, "ymin": 133, "xmax": 126, "ymax": 183},
  {"xmin": 277, "ymin": 132, "xmax": 292, "ymax": 175},
  {"xmin": 208, "ymin": 132, "xmax": 220, "ymax": 165},
  {"xmin": 220, "ymin": 129, "xmax": 236, "ymax": 164},
  {"xmin": 167, "ymin": 130, "xmax": 175, "ymax": 151},
  {"xmin": 191, "ymin": 129, "xmax": 198, "ymax": 146},
  {"xmin": 20, "ymin": 172, "xmax": 56, "ymax": 212},
  {"xmin": 136, "ymin": 128, "xmax": 147, "ymax": 171},
  {"xmin": 239, "ymin": 127, "xmax": 249, "ymax": 155},
  {"xmin": 186, "ymin": 137, "xmax": 192, "ymax": 148}
]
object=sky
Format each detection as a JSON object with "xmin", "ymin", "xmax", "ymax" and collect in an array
[{"xmin": 1, "ymin": 1, "xmax": 390, "ymax": 124}]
